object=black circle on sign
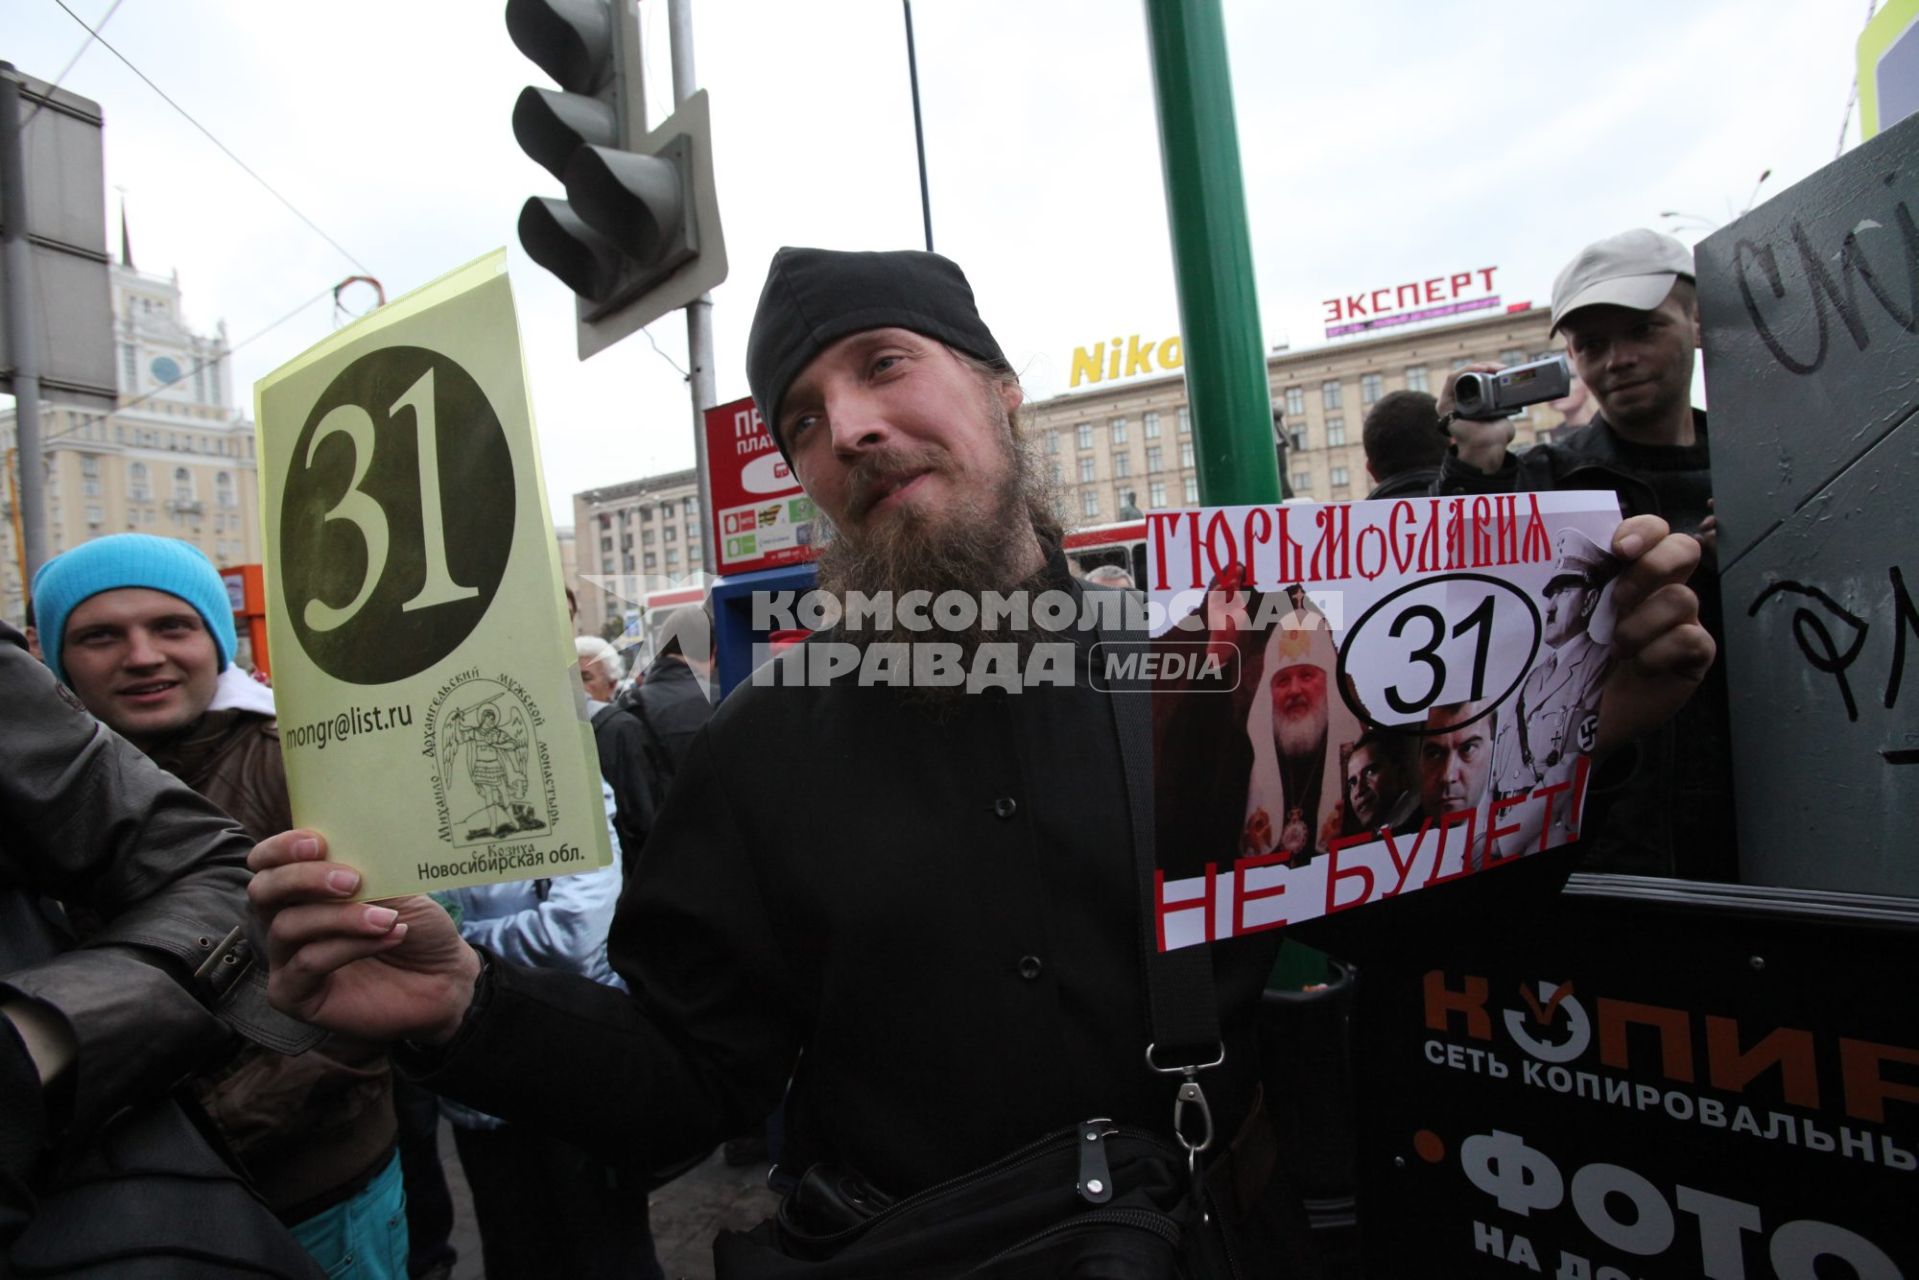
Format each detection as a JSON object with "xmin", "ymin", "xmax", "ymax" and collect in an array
[
  {"xmin": 280, "ymin": 346, "xmax": 514, "ymax": 685},
  {"xmin": 1336, "ymin": 572, "xmax": 1541, "ymax": 736}
]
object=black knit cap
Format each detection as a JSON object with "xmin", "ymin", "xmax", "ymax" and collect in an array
[{"xmin": 746, "ymin": 247, "xmax": 1011, "ymax": 454}]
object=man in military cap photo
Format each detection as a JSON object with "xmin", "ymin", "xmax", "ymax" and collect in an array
[{"xmin": 1490, "ymin": 528, "xmax": 1619, "ymax": 861}]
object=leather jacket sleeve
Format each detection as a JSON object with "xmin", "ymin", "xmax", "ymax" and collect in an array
[
  {"xmin": 1434, "ymin": 444, "xmax": 1522, "ymax": 495},
  {"xmin": 0, "ymin": 621, "xmax": 254, "ymax": 1144}
]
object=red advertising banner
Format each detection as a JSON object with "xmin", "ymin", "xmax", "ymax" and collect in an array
[{"xmin": 701, "ymin": 394, "xmax": 818, "ymax": 576}]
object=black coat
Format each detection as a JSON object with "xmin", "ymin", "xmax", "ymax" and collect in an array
[
  {"xmin": 414, "ymin": 602, "xmax": 1285, "ymax": 1199},
  {"xmin": 1432, "ymin": 413, "xmax": 1736, "ymax": 879},
  {"xmin": 590, "ymin": 701, "xmax": 656, "ymax": 869}
]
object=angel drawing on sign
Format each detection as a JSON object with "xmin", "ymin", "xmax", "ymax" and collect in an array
[{"xmin": 442, "ymin": 696, "xmax": 542, "ymax": 839}]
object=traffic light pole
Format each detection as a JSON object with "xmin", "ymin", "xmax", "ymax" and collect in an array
[
  {"xmin": 0, "ymin": 66, "xmax": 48, "ymax": 585},
  {"xmin": 1141, "ymin": 0, "xmax": 1279, "ymax": 507},
  {"xmin": 667, "ymin": 0, "xmax": 717, "ymax": 577}
]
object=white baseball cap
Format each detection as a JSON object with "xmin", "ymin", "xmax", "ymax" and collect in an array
[{"xmin": 1550, "ymin": 229, "xmax": 1694, "ymax": 333}]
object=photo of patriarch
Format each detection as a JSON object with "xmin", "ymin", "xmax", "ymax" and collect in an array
[{"xmin": 1239, "ymin": 591, "xmax": 1362, "ymax": 864}]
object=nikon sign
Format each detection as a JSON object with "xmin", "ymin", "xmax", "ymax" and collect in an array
[{"xmin": 1069, "ymin": 333, "xmax": 1184, "ymax": 388}]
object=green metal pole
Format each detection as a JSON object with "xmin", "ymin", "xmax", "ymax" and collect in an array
[
  {"xmin": 1142, "ymin": 0, "xmax": 1280, "ymax": 507},
  {"xmin": 1145, "ymin": 3, "xmax": 1328, "ymax": 990}
]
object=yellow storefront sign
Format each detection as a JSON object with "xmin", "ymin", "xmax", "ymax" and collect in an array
[{"xmin": 1069, "ymin": 334, "xmax": 1185, "ymax": 388}]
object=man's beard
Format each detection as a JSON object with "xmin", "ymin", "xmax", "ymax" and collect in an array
[
  {"xmin": 813, "ymin": 396, "xmax": 1062, "ymax": 687},
  {"xmin": 1276, "ymin": 700, "xmax": 1328, "ymax": 762}
]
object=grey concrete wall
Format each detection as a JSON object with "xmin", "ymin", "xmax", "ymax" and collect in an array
[{"xmin": 1697, "ymin": 112, "xmax": 1919, "ymax": 897}]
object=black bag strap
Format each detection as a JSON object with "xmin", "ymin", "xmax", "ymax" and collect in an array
[
  {"xmin": 1092, "ymin": 584, "xmax": 1223, "ymax": 1202},
  {"xmin": 1090, "ymin": 587, "xmax": 1221, "ymax": 1060}
]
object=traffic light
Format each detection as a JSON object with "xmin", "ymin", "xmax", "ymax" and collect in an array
[{"xmin": 506, "ymin": 0, "xmax": 726, "ymax": 358}]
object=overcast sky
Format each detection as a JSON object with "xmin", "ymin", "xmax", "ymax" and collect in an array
[{"xmin": 9, "ymin": 0, "xmax": 1862, "ymax": 523}]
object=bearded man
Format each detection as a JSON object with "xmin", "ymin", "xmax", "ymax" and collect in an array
[{"xmin": 245, "ymin": 247, "xmax": 1721, "ymax": 1273}]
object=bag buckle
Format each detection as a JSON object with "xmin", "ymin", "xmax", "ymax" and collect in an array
[
  {"xmin": 1077, "ymin": 1118, "xmax": 1117, "ymax": 1204},
  {"xmin": 191, "ymin": 925, "xmax": 254, "ymax": 1005},
  {"xmin": 1145, "ymin": 1041, "xmax": 1225, "ymax": 1220}
]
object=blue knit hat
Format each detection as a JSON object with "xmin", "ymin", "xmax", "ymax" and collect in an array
[{"xmin": 31, "ymin": 534, "xmax": 237, "ymax": 687}]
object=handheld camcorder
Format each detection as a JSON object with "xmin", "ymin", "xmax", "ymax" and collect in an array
[{"xmin": 1452, "ymin": 354, "xmax": 1573, "ymax": 421}]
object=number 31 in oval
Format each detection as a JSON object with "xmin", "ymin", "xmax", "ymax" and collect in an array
[
  {"xmin": 280, "ymin": 346, "xmax": 515, "ymax": 685},
  {"xmin": 1337, "ymin": 573, "xmax": 1542, "ymax": 734}
]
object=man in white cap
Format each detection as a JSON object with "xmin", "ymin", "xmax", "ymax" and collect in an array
[{"xmin": 1432, "ymin": 229, "xmax": 1733, "ymax": 881}]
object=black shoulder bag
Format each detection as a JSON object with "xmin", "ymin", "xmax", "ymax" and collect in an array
[{"xmin": 712, "ymin": 595, "xmax": 1249, "ymax": 1279}]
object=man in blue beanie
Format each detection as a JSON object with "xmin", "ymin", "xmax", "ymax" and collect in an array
[
  {"xmin": 32, "ymin": 534, "xmax": 241, "ymax": 749},
  {"xmin": 31, "ymin": 533, "xmax": 409, "ymax": 1278}
]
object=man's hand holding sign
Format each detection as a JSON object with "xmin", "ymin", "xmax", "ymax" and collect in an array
[
  {"xmin": 250, "ymin": 835, "xmax": 479, "ymax": 1047},
  {"xmin": 1148, "ymin": 493, "xmax": 1713, "ymax": 948},
  {"xmin": 1594, "ymin": 514, "xmax": 1713, "ymax": 754},
  {"xmin": 250, "ymin": 507, "xmax": 1712, "ymax": 1040}
]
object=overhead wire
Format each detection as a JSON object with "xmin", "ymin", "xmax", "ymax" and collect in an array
[
  {"xmin": 641, "ymin": 324, "xmax": 689, "ymax": 381},
  {"xmin": 19, "ymin": 0, "xmax": 125, "ymax": 129},
  {"xmin": 45, "ymin": 0, "xmax": 373, "ymax": 275},
  {"xmin": 38, "ymin": 283, "xmax": 337, "ymax": 444}
]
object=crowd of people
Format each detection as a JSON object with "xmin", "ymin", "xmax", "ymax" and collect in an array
[{"xmin": 2, "ymin": 227, "xmax": 1726, "ymax": 1276}]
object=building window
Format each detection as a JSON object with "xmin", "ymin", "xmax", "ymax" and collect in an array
[
  {"xmin": 1110, "ymin": 417, "xmax": 1128, "ymax": 445},
  {"xmin": 1178, "ymin": 406, "xmax": 1191, "ymax": 435},
  {"xmin": 1289, "ymin": 428, "xmax": 1308, "ymax": 452},
  {"xmin": 1284, "ymin": 387, "xmax": 1305, "ymax": 419},
  {"xmin": 1114, "ymin": 454, "xmax": 1131, "ymax": 479},
  {"xmin": 216, "ymin": 471, "xmax": 235, "ymax": 507},
  {"xmin": 1405, "ymin": 364, "xmax": 1430, "ymax": 393},
  {"xmin": 1148, "ymin": 480, "xmax": 1168, "ymax": 508},
  {"xmin": 86, "ymin": 505, "xmax": 103, "ymax": 526},
  {"xmin": 639, "ymin": 506, "xmax": 652, "ymax": 521},
  {"xmin": 1081, "ymin": 489, "xmax": 1100, "ymax": 519},
  {"xmin": 80, "ymin": 454, "xmax": 99, "ymax": 477},
  {"xmin": 1331, "ymin": 465, "xmax": 1350, "ymax": 488},
  {"xmin": 1179, "ymin": 442, "xmax": 1194, "ymax": 468},
  {"xmin": 644, "ymin": 552, "xmax": 658, "ymax": 569},
  {"xmin": 1293, "ymin": 470, "xmax": 1312, "ymax": 492},
  {"xmin": 1360, "ymin": 373, "xmax": 1384, "ymax": 405},
  {"xmin": 1145, "ymin": 446, "xmax": 1164, "ymax": 472},
  {"xmin": 1076, "ymin": 423, "xmax": 1093, "ymax": 450},
  {"xmin": 1500, "ymin": 348, "xmax": 1527, "ymax": 369},
  {"xmin": 1144, "ymin": 411, "xmax": 1161, "ymax": 439},
  {"xmin": 1183, "ymin": 476, "xmax": 1199, "ymax": 504},
  {"xmin": 1079, "ymin": 457, "xmax": 1096, "ymax": 483},
  {"xmin": 1045, "ymin": 431, "xmax": 1060, "ymax": 455},
  {"xmin": 1452, "ymin": 356, "xmax": 1474, "ymax": 371},
  {"xmin": 1326, "ymin": 417, "xmax": 1346, "ymax": 447},
  {"xmin": 642, "ymin": 528, "xmax": 656, "ymax": 546},
  {"xmin": 601, "ymin": 535, "xmax": 614, "ymax": 553},
  {"xmin": 1321, "ymin": 380, "xmax": 1342, "ymax": 411},
  {"xmin": 666, "ymin": 551, "xmax": 680, "ymax": 569},
  {"xmin": 129, "ymin": 462, "xmax": 150, "ymax": 501},
  {"xmin": 1049, "ymin": 462, "xmax": 1064, "ymax": 486},
  {"xmin": 683, "ymin": 497, "xmax": 696, "ymax": 515},
  {"xmin": 83, "ymin": 479, "xmax": 101, "ymax": 497},
  {"xmin": 664, "ymin": 526, "xmax": 677, "ymax": 542}
]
